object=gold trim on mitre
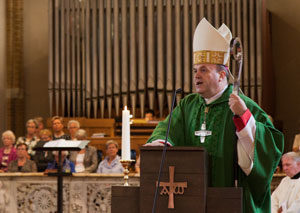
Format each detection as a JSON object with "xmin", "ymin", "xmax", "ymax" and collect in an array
[{"xmin": 193, "ymin": 50, "xmax": 226, "ymax": 65}]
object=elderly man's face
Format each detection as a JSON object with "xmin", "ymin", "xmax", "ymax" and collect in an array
[
  {"xmin": 282, "ymin": 156, "xmax": 300, "ymax": 177},
  {"xmin": 193, "ymin": 64, "xmax": 224, "ymax": 98},
  {"xmin": 68, "ymin": 123, "xmax": 79, "ymax": 137}
]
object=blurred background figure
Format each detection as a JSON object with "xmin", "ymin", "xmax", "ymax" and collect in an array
[
  {"xmin": 16, "ymin": 119, "xmax": 39, "ymax": 158},
  {"xmin": 69, "ymin": 129, "xmax": 98, "ymax": 173},
  {"xmin": 97, "ymin": 140, "xmax": 123, "ymax": 174},
  {"xmin": 67, "ymin": 120, "xmax": 80, "ymax": 140},
  {"xmin": 46, "ymin": 151, "xmax": 75, "ymax": 173},
  {"xmin": 34, "ymin": 117, "xmax": 45, "ymax": 139},
  {"xmin": 33, "ymin": 129, "xmax": 54, "ymax": 172},
  {"xmin": 0, "ymin": 131, "xmax": 17, "ymax": 172},
  {"xmin": 293, "ymin": 134, "xmax": 300, "ymax": 152},
  {"xmin": 135, "ymin": 156, "xmax": 140, "ymax": 174},
  {"xmin": 292, "ymin": 122, "xmax": 300, "ymax": 152},
  {"xmin": 271, "ymin": 152, "xmax": 300, "ymax": 212},
  {"xmin": 145, "ymin": 109, "xmax": 155, "ymax": 122},
  {"xmin": 8, "ymin": 143, "xmax": 37, "ymax": 172},
  {"xmin": 51, "ymin": 116, "xmax": 71, "ymax": 140}
]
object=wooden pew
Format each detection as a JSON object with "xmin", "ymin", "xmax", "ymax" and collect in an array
[{"xmin": 115, "ymin": 119, "xmax": 160, "ymax": 136}]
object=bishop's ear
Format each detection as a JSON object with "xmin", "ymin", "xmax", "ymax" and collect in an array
[{"xmin": 218, "ymin": 70, "xmax": 227, "ymax": 82}]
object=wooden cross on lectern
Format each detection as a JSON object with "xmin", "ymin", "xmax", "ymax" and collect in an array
[{"xmin": 156, "ymin": 166, "xmax": 188, "ymax": 209}]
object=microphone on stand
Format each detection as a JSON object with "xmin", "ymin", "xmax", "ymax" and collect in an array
[{"xmin": 152, "ymin": 88, "xmax": 182, "ymax": 213}]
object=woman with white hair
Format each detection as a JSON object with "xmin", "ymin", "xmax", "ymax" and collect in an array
[
  {"xmin": 69, "ymin": 129, "xmax": 98, "ymax": 173},
  {"xmin": 0, "ymin": 130, "xmax": 17, "ymax": 172}
]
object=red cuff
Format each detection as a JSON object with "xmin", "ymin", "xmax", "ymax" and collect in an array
[
  {"xmin": 233, "ymin": 109, "xmax": 252, "ymax": 132},
  {"xmin": 159, "ymin": 141, "xmax": 168, "ymax": 146}
]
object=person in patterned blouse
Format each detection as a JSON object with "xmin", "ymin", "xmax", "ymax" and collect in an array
[{"xmin": 16, "ymin": 119, "xmax": 40, "ymax": 159}]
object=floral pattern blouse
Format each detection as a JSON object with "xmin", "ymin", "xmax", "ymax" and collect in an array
[{"xmin": 16, "ymin": 136, "xmax": 39, "ymax": 157}]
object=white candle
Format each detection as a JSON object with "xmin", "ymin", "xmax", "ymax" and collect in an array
[{"xmin": 121, "ymin": 106, "xmax": 132, "ymax": 160}]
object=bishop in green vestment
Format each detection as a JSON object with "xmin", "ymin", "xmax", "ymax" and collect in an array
[{"xmin": 147, "ymin": 18, "xmax": 284, "ymax": 213}]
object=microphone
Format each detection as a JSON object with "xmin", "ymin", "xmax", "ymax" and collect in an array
[
  {"xmin": 175, "ymin": 88, "xmax": 182, "ymax": 93},
  {"xmin": 152, "ymin": 88, "xmax": 182, "ymax": 213}
]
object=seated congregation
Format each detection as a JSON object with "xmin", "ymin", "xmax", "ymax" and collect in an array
[{"xmin": 0, "ymin": 116, "xmax": 139, "ymax": 174}]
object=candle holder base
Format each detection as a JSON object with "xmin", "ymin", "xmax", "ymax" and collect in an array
[{"xmin": 120, "ymin": 160, "xmax": 135, "ymax": 186}]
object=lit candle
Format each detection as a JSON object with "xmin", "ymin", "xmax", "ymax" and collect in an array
[{"xmin": 121, "ymin": 106, "xmax": 132, "ymax": 160}]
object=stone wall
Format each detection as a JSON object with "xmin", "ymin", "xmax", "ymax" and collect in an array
[{"xmin": 0, "ymin": 173, "xmax": 139, "ymax": 213}]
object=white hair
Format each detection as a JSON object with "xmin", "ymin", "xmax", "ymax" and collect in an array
[
  {"xmin": 67, "ymin": 120, "xmax": 80, "ymax": 129},
  {"xmin": 282, "ymin": 152, "xmax": 300, "ymax": 163},
  {"xmin": 106, "ymin": 140, "xmax": 119, "ymax": 149},
  {"xmin": 26, "ymin": 119, "xmax": 38, "ymax": 128},
  {"xmin": 2, "ymin": 130, "xmax": 16, "ymax": 142},
  {"xmin": 75, "ymin": 129, "xmax": 87, "ymax": 139}
]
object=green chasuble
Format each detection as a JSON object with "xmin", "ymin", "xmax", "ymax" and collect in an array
[{"xmin": 147, "ymin": 85, "xmax": 284, "ymax": 213}]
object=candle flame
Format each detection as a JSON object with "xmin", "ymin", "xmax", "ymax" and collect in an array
[{"xmin": 124, "ymin": 106, "xmax": 127, "ymax": 110}]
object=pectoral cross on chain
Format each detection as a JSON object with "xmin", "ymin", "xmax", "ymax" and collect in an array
[{"xmin": 195, "ymin": 107, "xmax": 212, "ymax": 143}]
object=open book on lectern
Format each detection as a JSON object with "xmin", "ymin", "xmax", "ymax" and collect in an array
[
  {"xmin": 44, "ymin": 139, "xmax": 89, "ymax": 149},
  {"xmin": 33, "ymin": 139, "xmax": 90, "ymax": 151}
]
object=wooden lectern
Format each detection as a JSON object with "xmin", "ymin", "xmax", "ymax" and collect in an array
[{"xmin": 112, "ymin": 146, "xmax": 242, "ymax": 213}]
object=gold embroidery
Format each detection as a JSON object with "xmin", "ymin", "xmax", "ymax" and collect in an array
[
  {"xmin": 193, "ymin": 50, "xmax": 226, "ymax": 65},
  {"xmin": 210, "ymin": 51, "xmax": 224, "ymax": 64}
]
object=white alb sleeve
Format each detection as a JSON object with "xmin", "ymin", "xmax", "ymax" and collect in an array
[{"xmin": 236, "ymin": 115, "xmax": 256, "ymax": 175}]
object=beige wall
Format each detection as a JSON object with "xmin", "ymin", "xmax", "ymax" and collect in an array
[
  {"xmin": 267, "ymin": 0, "xmax": 300, "ymax": 151},
  {"xmin": 23, "ymin": 0, "xmax": 49, "ymax": 124},
  {"xmin": 0, "ymin": 0, "xmax": 6, "ymax": 134}
]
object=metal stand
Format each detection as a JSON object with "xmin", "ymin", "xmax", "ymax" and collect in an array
[
  {"xmin": 47, "ymin": 150, "xmax": 72, "ymax": 213},
  {"xmin": 34, "ymin": 147, "xmax": 80, "ymax": 213}
]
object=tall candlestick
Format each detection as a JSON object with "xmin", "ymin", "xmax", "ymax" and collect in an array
[{"xmin": 121, "ymin": 106, "xmax": 132, "ymax": 160}]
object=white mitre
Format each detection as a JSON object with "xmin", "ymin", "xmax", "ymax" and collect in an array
[{"xmin": 193, "ymin": 18, "xmax": 232, "ymax": 67}]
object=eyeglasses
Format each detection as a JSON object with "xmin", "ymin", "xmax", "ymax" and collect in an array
[
  {"xmin": 41, "ymin": 136, "xmax": 51, "ymax": 140},
  {"xmin": 17, "ymin": 148, "xmax": 27, "ymax": 151},
  {"xmin": 2, "ymin": 138, "xmax": 11, "ymax": 140},
  {"xmin": 27, "ymin": 125, "xmax": 36, "ymax": 128}
]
